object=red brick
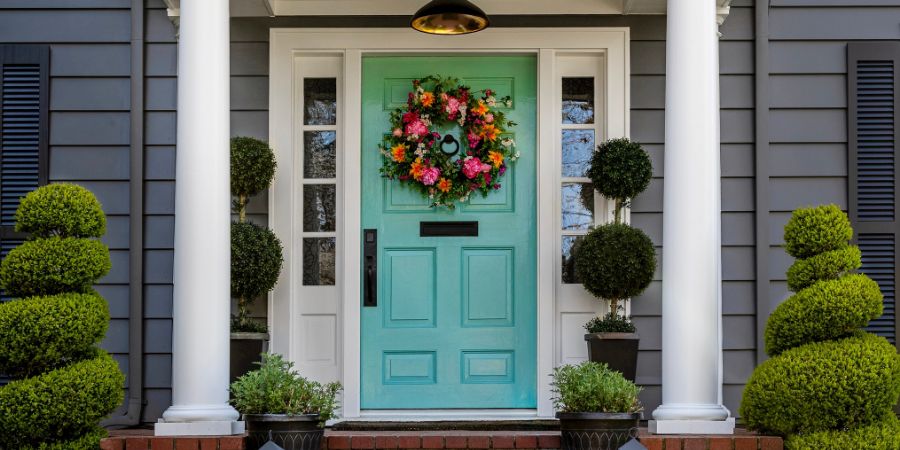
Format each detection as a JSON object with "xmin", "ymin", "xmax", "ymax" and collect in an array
[
  {"xmin": 683, "ymin": 438, "xmax": 706, "ymax": 450},
  {"xmin": 733, "ymin": 438, "xmax": 757, "ymax": 450},
  {"xmin": 199, "ymin": 438, "xmax": 219, "ymax": 450},
  {"xmin": 397, "ymin": 436, "xmax": 421, "ymax": 449},
  {"xmin": 444, "ymin": 436, "xmax": 467, "ymax": 449},
  {"xmin": 375, "ymin": 435, "xmax": 399, "ymax": 449},
  {"xmin": 352, "ymin": 436, "xmax": 376, "ymax": 449},
  {"xmin": 759, "ymin": 437, "xmax": 783, "ymax": 450},
  {"xmin": 467, "ymin": 436, "xmax": 491, "ymax": 448},
  {"xmin": 219, "ymin": 436, "xmax": 246, "ymax": 450},
  {"xmin": 422, "ymin": 436, "xmax": 444, "ymax": 449},
  {"xmin": 709, "ymin": 437, "xmax": 734, "ymax": 450},
  {"xmin": 101, "ymin": 438, "xmax": 125, "ymax": 450},
  {"xmin": 536, "ymin": 435, "xmax": 560, "ymax": 449},
  {"xmin": 491, "ymin": 436, "xmax": 515, "ymax": 449},
  {"xmin": 174, "ymin": 439, "xmax": 200, "ymax": 450},
  {"xmin": 148, "ymin": 437, "xmax": 175, "ymax": 450},
  {"xmin": 514, "ymin": 435, "xmax": 537, "ymax": 449},
  {"xmin": 330, "ymin": 436, "xmax": 352, "ymax": 450},
  {"xmin": 126, "ymin": 438, "xmax": 150, "ymax": 450},
  {"xmin": 664, "ymin": 438, "xmax": 683, "ymax": 450},
  {"xmin": 639, "ymin": 437, "xmax": 663, "ymax": 450}
]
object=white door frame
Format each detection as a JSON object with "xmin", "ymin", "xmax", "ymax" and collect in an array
[{"xmin": 269, "ymin": 27, "xmax": 629, "ymax": 419}]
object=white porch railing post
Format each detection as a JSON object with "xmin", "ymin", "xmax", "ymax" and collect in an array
[
  {"xmin": 155, "ymin": 0, "xmax": 242, "ymax": 436},
  {"xmin": 649, "ymin": 0, "xmax": 735, "ymax": 435}
]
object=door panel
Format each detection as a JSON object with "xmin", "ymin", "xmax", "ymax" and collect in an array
[{"xmin": 361, "ymin": 55, "xmax": 537, "ymax": 409}]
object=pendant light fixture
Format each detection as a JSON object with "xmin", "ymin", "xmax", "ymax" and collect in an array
[{"xmin": 411, "ymin": 0, "xmax": 490, "ymax": 35}]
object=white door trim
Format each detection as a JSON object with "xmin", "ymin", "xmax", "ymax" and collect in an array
[{"xmin": 269, "ymin": 27, "xmax": 629, "ymax": 419}]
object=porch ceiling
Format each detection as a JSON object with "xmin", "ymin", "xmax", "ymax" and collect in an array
[{"xmin": 163, "ymin": 0, "xmax": 732, "ymax": 20}]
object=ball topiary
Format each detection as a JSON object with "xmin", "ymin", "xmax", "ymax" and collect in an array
[
  {"xmin": 740, "ymin": 332, "xmax": 900, "ymax": 436},
  {"xmin": 785, "ymin": 414, "xmax": 900, "ymax": 450},
  {"xmin": 587, "ymin": 138, "xmax": 652, "ymax": 222},
  {"xmin": 231, "ymin": 136, "xmax": 276, "ymax": 200},
  {"xmin": 786, "ymin": 245, "xmax": 861, "ymax": 292},
  {"xmin": 782, "ymin": 204, "xmax": 853, "ymax": 259},
  {"xmin": 0, "ymin": 237, "xmax": 111, "ymax": 298},
  {"xmin": 231, "ymin": 221, "xmax": 284, "ymax": 331},
  {"xmin": 764, "ymin": 274, "xmax": 883, "ymax": 356},
  {"xmin": 14, "ymin": 183, "xmax": 106, "ymax": 238}
]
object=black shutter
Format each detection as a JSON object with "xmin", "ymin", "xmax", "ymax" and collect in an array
[
  {"xmin": 0, "ymin": 45, "xmax": 50, "ymax": 299},
  {"xmin": 848, "ymin": 42, "xmax": 899, "ymax": 347}
]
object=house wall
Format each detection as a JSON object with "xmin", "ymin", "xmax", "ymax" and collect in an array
[{"xmin": 1, "ymin": 0, "xmax": 898, "ymax": 424}]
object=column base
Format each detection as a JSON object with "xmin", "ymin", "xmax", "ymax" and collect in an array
[
  {"xmin": 154, "ymin": 420, "xmax": 245, "ymax": 436},
  {"xmin": 648, "ymin": 417, "xmax": 735, "ymax": 435}
]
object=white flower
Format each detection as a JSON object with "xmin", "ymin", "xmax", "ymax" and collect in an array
[
  {"xmin": 460, "ymin": 195, "xmax": 470, "ymax": 202},
  {"xmin": 459, "ymin": 105, "xmax": 467, "ymax": 114},
  {"xmin": 501, "ymin": 137, "xmax": 516, "ymax": 148},
  {"xmin": 505, "ymin": 99, "xmax": 513, "ymax": 107},
  {"xmin": 416, "ymin": 86, "xmax": 425, "ymax": 94},
  {"xmin": 458, "ymin": 117, "xmax": 465, "ymax": 126},
  {"xmin": 486, "ymin": 96, "xmax": 497, "ymax": 107}
]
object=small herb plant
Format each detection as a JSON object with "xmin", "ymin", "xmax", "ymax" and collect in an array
[
  {"xmin": 230, "ymin": 353, "xmax": 341, "ymax": 427},
  {"xmin": 551, "ymin": 361, "xmax": 642, "ymax": 414}
]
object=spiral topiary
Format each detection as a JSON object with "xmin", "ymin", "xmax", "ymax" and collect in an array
[
  {"xmin": 740, "ymin": 204, "xmax": 900, "ymax": 449},
  {"xmin": 0, "ymin": 183, "xmax": 124, "ymax": 449}
]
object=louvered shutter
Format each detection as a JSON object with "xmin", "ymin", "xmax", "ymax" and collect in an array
[
  {"xmin": 0, "ymin": 45, "xmax": 49, "ymax": 301},
  {"xmin": 848, "ymin": 42, "xmax": 899, "ymax": 347}
]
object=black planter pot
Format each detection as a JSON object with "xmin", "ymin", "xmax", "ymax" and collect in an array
[
  {"xmin": 244, "ymin": 414, "xmax": 323, "ymax": 450},
  {"xmin": 230, "ymin": 332, "xmax": 268, "ymax": 383},
  {"xmin": 584, "ymin": 332, "xmax": 639, "ymax": 382},
  {"xmin": 556, "ymin": 412, "xmax": 641, "ymax": 450}
]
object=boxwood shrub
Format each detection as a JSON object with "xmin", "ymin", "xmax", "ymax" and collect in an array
[
  {"xmin": 0, "ymin": 237, "xmax": 111, "ymax": 297},
  {"xmin": 231, "ymin": 221, "xmax": 284, "ymax": 300},
  {"xmin": 231, "ymin": 136, "xmax": 276, "ymax": 199},
  {"xmin": 785, "ymin": 414, "xmax": 900, "ymax": 450},
  {"xmin": 0, "ymin": 351, "xmax": 124, "ymax": 448},
  {"xmin": 740, "ymin": 332, "xmax": 900, "ymax": 436},
  {"xmin": 14, "ymin": 183, "xmax": 106, "ymax": 238},
  {"xmin": 782, "ymin": 204, "xmax": 853, "ymax": 259},
  {"xmin": 764, "ymin": 274, "xmax": 883, "ymax": 356},
  {"xmin": 0, "ymin": 292, "xmax": 109, "ymax": 378},
  {"xmin": 574, "ymin": 222, "xmax": 656, "ymax": 302},
  {"xmin": 786, "ymin": 245, "xmax": 861, "ymax": 292},
  {"xmin": 21, "ymin": 427, "xmax": 107, "ymax": 450}
]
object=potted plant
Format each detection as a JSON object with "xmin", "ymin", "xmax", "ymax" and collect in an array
[
  {"xmin": 552, "ymin": 361, "xmax": 643, "ymax": 450},
  {"xmin": 231, "ymin": 137, "xmax": 284, "ymax": 382},
  {"xmin": 231, "ymin": 353, "xmax": 342, "ymax": 450},
  {"xmin": 575, "ymin": 138, "xmax": 656, "ymax": 381}
]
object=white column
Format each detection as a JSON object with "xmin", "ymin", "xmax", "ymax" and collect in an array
[
  {"xmin": 156, "ymin": 0, "xmax": 243, "ymax": 436},
  {"xmin": 649, "ymin": 0, "xmax": 735, "ymax": 435}
]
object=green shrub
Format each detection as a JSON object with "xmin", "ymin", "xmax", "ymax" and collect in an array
[
  {"xmin": 783, "ymin": 204, "xmax": 853, "ymax": 259},
  {"xmin": 550, "ymin": 361, "xmax": 642, "ymax": 413},
  {"xmin": 584, "ymin": 312, "xmax": 636, "ymax": 333},
  {"xmin": 740, "ymin": 333, "xmax": 900, "ymax": 436},
  {"xmin": 22, "ymin": 427, "xmax": 107, "ymax": 450},
  {"xmin": 786, "ymin": 245, "xmax": 861, "ymax": 292},
  {"xmin": 785, "ymin": 414, "xmax": 900, "ymax": 450},
  {"xmin": 14, "ymin": 183, "xmax": 106, "ymax": 238},
  {"xmin": 231, "ymin": 136, "xmax": 276, "ymax": 198},
  {"xmin": 231, "ymin": 222, "xmax": 284, "ymax": 332},
  {"xmin": 0, "ymin": 237, "xmax": 111, "ymax": 298},
  {"xmin": 574, "ymin": 223, "xmax": 656, "ymax": 303},
  {"xmin": 0, "ymin": 352, "xmax": 125, "ymax": 448},
  {"xmin": 587, "ymin": 138, "xmax": 652, "ymax": 207},
  {"xmin": 0, "ymin": 292, "xmax": 109, "ymax": 377},
  {"xmin": 764, "ymin": 274, "xmax": 883, "ymax": 356},
  {"xmin": 230, "ymin": 353, "xmax": 341, "ymax": 427}
]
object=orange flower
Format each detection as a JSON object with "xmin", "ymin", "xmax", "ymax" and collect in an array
[
  {"xmin": 409, "ymin": 157, "xmax": 425, "ymax": 180},
  {"xmin": 421, "ymin": 91, "xmax": 435, "ymax": 107},
  {"xmin": 472, "ymin": 101, "xmax": 489, "ymax": 116},
  {"xmin": 391, "ymin": 144, "xmax": 407, "ymax": 162},
  {"xmin": 479, "ymin": 124, "xmax": 499, "ymax": 142},
  {"xmin": 488, "ymin": 151, "xmax": 504, "ymax": 168},
  {"xmin": 437, "ymin": 177, "xmax": 452, "ymax": 193}
]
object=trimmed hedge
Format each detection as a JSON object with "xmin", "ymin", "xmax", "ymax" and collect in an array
[
  {"xmin": 740, "ymin": 333, "xmax": 900, "ymax": 436},
  {"xmin": 231, "ymin": 221, "xmax": 284, "ymax": 299},
  {"xmin": 587, "ymin": 138, "xmax": 652, "ymax": 203},
  {"xmin": 783, "ymin": 204, "xmax": 853, "ymax": 259},
  {"xmin": 0, "ymin": 292, "xmax": 109, "ymax": 378},
  {"xmin": 574, "ymin": 223, "xmax": 656, "ymax": 301},
  {"xmin": 22, "ymin": 427, "xmax": 108, "ymax": 450},
  {"xmin": 0, "ymin": 351, "xmax": 124, "ymax": 448},
  {"xmin": 764, "ymin": 274, "xmax": 883, "ymax": 356},
  {"xmin": 0, "ymin": 237, "xmax": 111, "ymax": 298},
  {"xmin": 786, "ymin": 414, "xmax": 900, "ymax": 450},
  {"xmin": 231, "ymin": 136, "xmax": 277, "ymax": 198},
  {"xmin": 786, "ymin": 245, "xmax": 861, "ymax": 293},
  {"xmin": 14, "ymin": 183, "xmax": 106, "ymax": 238}
]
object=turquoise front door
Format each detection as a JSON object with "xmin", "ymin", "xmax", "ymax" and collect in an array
[{"xmin": 360, "ymin": 55, "xmax": 537, "ymax": 409}]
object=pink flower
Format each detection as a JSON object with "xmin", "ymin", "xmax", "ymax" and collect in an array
[
  {"xmin": 484, "ymin": 113, "xmax": 494, "ymax": 123},
  {"xmin": 405, "ymin": 120, "xmax": 429, "ymax": 137},
  {"xmin": 462, "ymin": 157, "xmax": 484, "ymax": 179},
  {"xmin": 446, "ymin": 97, "xmax": 461, "ymax": 114},
  {"xmin": 484, "ymin": 172, "xmax": 492, "ymax": 184},
  {"xmin": 393, "ymin": 128, "xmax": 403, "ymax": 137},
  {"xmin": 481, "ymin": 163, "xmax": 492, "ymax": 173},
  {"xmin": 420, "ymin": 166, "xmax": 440, "ymax": 185},
  {"xmin": 499, "ymin": 165, "xmax": 506, "ymax": 175},
  {"xmin": 402, "ymin": 111, "xmax": 419, "ymax": 124},
  {"xmin": 467, "ymin": 131, "xmax": 481, "ymax": 148}
]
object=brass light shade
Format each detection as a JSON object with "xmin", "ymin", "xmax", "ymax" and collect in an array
[{"xmin": 411, "ymin": 0, "xmax": 490, "ymax": 35}]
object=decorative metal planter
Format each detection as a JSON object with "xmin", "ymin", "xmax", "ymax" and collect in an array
[
  {"xmin": 244, "ymin": 414, "xmax": 323, "ymax": 450},
  {"xmin": 556, "ymin": 412, "xmax": 642, "ymax": 450},
  {"xmin": 230, "ymin": 332, "xmax": 268, "ymax": 384},
  {"xmin": 584, "ymin": 332, "xmax": 640, "ymax": 382}
]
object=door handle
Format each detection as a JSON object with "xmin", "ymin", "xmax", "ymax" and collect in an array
[{"xmin": 363, "ymin": 229, "xmax": 377, "ymax": 307}]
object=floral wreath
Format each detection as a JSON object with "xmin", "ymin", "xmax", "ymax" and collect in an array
[{"xmin": 379, "ymin": 75, "xmax": 519, "ymax": 208}]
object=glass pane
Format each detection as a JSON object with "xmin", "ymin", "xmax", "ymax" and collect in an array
[
  {"xmin": 562, "ymin": 77, "xmax": 594, "ymax": 124},
  {"xmin": 304, "ymin": 78, "xmax": 337, "ymax": 125},
  {"xmin": 303, "ymin": 184, "xmax": 336, "ymax": 232},
  {"xmin": 304, "ymin": 131, "xmax": 337, "ymax": 178},
  {"xmin": 562, "ymin": 129, "xmax": 594, "ymax": 178},
  {"xmin": 562, "ymin": 183, "xmax": 594, "ymax": 231},
  {"xmin": 303, "ymin": 237, "xmax": 336, "ymax": 285},
  {"xmin": 561, "ymin": 236, "xmax": 583, "ymax": 284}
]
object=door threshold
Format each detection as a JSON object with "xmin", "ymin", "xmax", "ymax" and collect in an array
[{"xmin": 334, "ymin": 411, "xmax": 557, "ymax": 430}]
